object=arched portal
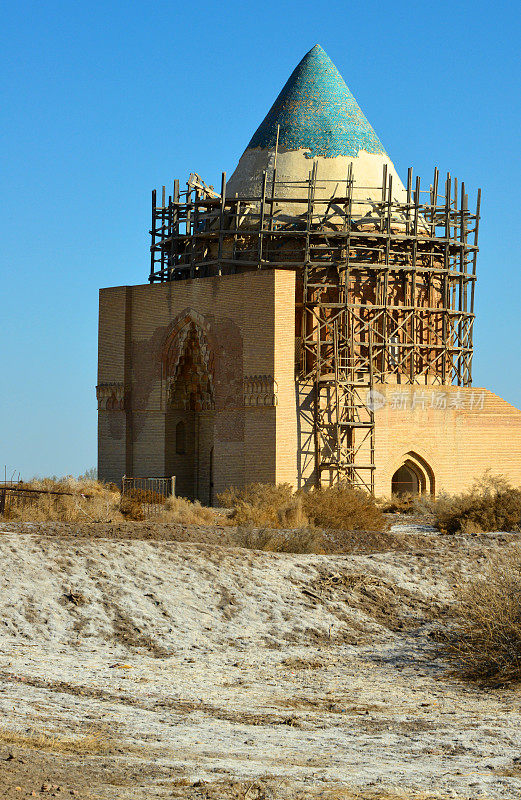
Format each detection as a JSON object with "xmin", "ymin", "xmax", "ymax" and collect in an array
[
  {"xmin": 392, "ymin": 464, "xmax": 419, "ymax": 496},
  {"xmin": 163, "ymin": 312, "xmax": 215, "ymax": 501},
  {"xmin": 391, "ymin": 451, "xmax": 435, "ymax": 497}
]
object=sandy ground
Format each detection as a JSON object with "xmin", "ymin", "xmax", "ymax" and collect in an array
[{"xmin": 0, "ymin": 519, "xmax": 520, "ymax": 799}]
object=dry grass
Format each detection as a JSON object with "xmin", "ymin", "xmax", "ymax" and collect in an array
[
  {"xmin": 0, "ymin": 727, "xmax": 110, "ymax": 754},
  {"xmin": 3, "ymin": 478, "xmax": 220, "ymax": 526},
  {"xmin": 303, "ymin": 485, "xmax": 386, "ymax": 531},
  {"xmin": 119, "ymin": 494, "xmax": 145, "ymax": 520},
  {"xmin": 217, "ymin": 483, "xmax": 389, "ymax": 554},
  {"xmin": 435, "ymin": 473, "xmax": 521, "ymax": 534},
  {"xmin": 380, "ymin": 493, "xmax": 435, "ymax": 516},
  {"xmin": 160, "ymin": 495, "xmax": 218, "ymax": 525},
  {"xmin": 380, "ymin": 493, "xmax": 417, "ymax": 514},
  {"xmin": 3, "ymin": 478, "xmax": 123, "ymax": 523},
  {"xmin": 217, "ymin": 483, "xmax": 300, "ymax": 527},
  {"xmin": 218, "ymin": 483, "xmax": 386, "ymax": 532},
  {"xmin": 231, "ymin": 525, "xmax": 328, "ymax": 554},
  {"xmin": 445, "ymin": 547, "xmax": 521, "ymax": 684}
]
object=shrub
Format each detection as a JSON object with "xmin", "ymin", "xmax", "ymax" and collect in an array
[
  {"xmin": 217, "ymin": 482, "xmax": 294, "ymax": 509},
  {"xmin": 435, "ymin": 473, "xmax": 521, "ymax": 534},
  {"xmin": 160, "ymin": 495, "xmax": 217, "ymax": 525},
  {"xmin": 380, "ymin": 492, "xmax": 436, "ymax": 517},
  {"xmin": 216, "ymin": 483, "xmax": 299, "ymax": 527},
  {"xmin": 4, "ymin": 478, "xmax": 122, "ymax": 523},
  {"xmin": 231, "ymin": 526, "xmax": 327, "ymax": 554},
  {"xmin": 303, "ymin": 484, "xmax": 386, "ymax": 531},
  {"xmin": 445, "ymin": 549, "xmax": 521, "ymax": 684},
  {"xmin": 380, "ymin": 493, "xmax": 416, "ymax": 514},
  {"xmin": 119, "ymin": 495, "xmax": 145, "ymax": 521},
  {"xmin": 218, "ymin": 482, "xmax": 386, "ymax": 532},
  {"xmin": 2, "ymin": 478, "xmax": 221, "ymax": 526}
]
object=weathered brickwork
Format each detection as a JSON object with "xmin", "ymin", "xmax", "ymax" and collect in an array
[
  {"xmin": 99, "ymin": 269, "xmax": 521, "ymax": 500},
  {"xmin": 98, "ymin": 270, "xmax": 295, "ymax": 500},
  {"xmin": 372, "ymin": 385, "xmax": 521, "ymax": 497}
]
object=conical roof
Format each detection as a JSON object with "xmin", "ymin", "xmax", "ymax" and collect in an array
[
  {"xmin": 227, "ymin": 45, "xmax": 406, "ymax": 215},
  {"xmin": 246, "ymin": 44, "xmax": 385, "ymax": 160}
]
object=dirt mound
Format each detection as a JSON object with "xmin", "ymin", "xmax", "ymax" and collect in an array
[
  {"xmin": 0, "ymin": 524, "xmax": 520, "ymax": 799},
  {"xmin": 0, "ymin": 519, "xmax": 437, "ymax": 553},
  {"xmin": 0, "ymin": 531, "xmax": 448, "ymax": 655}
]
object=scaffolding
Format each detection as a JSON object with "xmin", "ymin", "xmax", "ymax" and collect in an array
[{"xmin": 149, "ymin": 165, "xmax": 481, "ymax": 492}]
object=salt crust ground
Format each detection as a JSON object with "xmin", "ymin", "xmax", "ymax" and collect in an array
[{"xmin": 0, "ymin": 520, "xmax": 520, "ymax": 799}]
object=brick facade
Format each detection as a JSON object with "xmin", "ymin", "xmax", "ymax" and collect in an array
[
  {"xmin": 372, "ymin": 385, "xmax": 521, "ymax": 497},
  {"xmin": 98, "ymin": 271, "xmax": 293, "ymax": 500},
  {"xmin": 98, "ymin": 270, "xmax": 521, "ymax": 500}
]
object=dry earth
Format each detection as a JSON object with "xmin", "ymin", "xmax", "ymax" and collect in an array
[{"xmin": 0, "ymin": 519, "xmax": 520, "ymax": 799}]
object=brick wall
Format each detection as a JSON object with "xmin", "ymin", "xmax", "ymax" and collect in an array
[
  {"xmin": 373, "ymin": 385, "xmax": 521, "ymax": 497},
  {"xmin": 273, "ymin": 271, "xmax": 298, "ymax": 484},
  {"xmin": 99, "ymin": 271, "xmax": 521, "ymax": 500},
  {"xmin": 98, "ymin": 271, "xmax": 292, "ymax": 497}
]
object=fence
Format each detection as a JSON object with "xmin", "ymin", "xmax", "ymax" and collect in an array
[
  {"xmin": 0, "ymin": 484, "xmax": 83, "ymax": 517},
  {"xmin": 0, "ymin": 478, "xmax": 176, "ymax": 520},
  {"xmin": 121, "ymin": 476, "xmax": 176, "ymax": 518}
]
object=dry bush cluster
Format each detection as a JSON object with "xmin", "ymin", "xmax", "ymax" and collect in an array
[
  {"xmin": 217, "ymin": 482, "xmax": 386, "ymax": 532},
  {"xmin": 161, "ymin": 495, "xmax": 216, "ymax": 525},
  {"xmin": 2, "ymin": 478, "xmax": 218, "ymax": 526},
  {"xmin": 303, "ymin": 485, "xmax": 386, "ymax": 531},
  {"xmin": 231, "ymin": 526, "xmax": 329, "ymax": 554},
  {"xmin": 380, "ymin": 492, "xmax": 436, "ymax": 516},
  {"xmin": 3, "ymin": 478, "xmax": 122, "ymax": 523},
  {"xmin": 435, "ymin": 473, "xmax": 521, "ymax": 534},
  {"xmin": 217, "ymin": 483, "xmax": 306, "ymax": 528},
  {"xmin": 446, "ymin": 548, "xmax": 521, "ymax": 684}
]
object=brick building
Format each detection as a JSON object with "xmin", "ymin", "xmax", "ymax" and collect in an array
[{"xmin": 98, "ymin": 45, "xmax": 521, "ymax": 501}]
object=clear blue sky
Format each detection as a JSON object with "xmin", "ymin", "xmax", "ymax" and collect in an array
[{"xmin": 1, "ymin": 0, "xmax": 520, "ymax": 479}]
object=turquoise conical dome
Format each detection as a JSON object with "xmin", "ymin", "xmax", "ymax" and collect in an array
[
  {"xmin": 247, "ymin": 44, "xmax": 386, "ymax": 160},
  {"xmin": 227, "ymin": 45, "xmax": 406, "ymax": 212}
]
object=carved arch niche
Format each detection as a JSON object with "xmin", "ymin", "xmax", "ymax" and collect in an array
[
  {"xmin": 162, "ymin": 310, "xmax": 215, "ymax": 411},
  {"xmin": 162, "ymin": 310, "xmax": 215, "ymax": 503}
]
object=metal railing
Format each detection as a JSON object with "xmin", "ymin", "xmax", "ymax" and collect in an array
[
  {"xmin": 0, "ymin": 483, "xmax": 89, "ymax": 516},
  {"xmin": 121, "ymin": 476, "xmax": 176, "ymax": 518}
]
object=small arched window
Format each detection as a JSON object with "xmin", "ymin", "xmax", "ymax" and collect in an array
[{"xmin": 175, "ymin": 420, "xmax": 186, "ymax": 455}]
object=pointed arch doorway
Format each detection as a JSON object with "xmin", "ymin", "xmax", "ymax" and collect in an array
[
  {"xmin": 391, "ymin": 452, "xmax": 435, "ymax": 497},
  {"xmin": 163, "ymin": 313, "xmax": 215, "ymax": 502}
]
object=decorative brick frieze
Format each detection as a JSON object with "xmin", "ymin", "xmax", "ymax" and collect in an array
[
  {"xmin": 96, "ymin": 382, "xmax": 125, "ymax": 411},
  {"xmin": 244, "ymin": 375, "xmax": 278, "ymax": 406}
]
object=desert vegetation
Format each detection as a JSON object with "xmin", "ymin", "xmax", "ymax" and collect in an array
[
  {"xmin": 217, "ymin": 482, "xmax": 386, "ymax": 532},
  {"xmin": 380, "ymin": 473, "xmax": 521, "ymax": 534},
  {"xmin": 302, "ymin": 484, "xmax": 386, "ymax": 531},
  {"xmin": 231, "ymin": 525, "xmax": 330, "ymax": 554},
  {"xmin": 4, "ymin": 472, "xmax": 521, "ymax": 542},
  {"xmin": 1, "ymin": 477, "xmax": 121, "ymax": 523},
  {"xmin": 445, "ymin": 547, "xmax": 521, "ymax": 684},
  {"xmin": 434, "ymin": 473, "xmax": 521, "ymax": 534},
  {"xmin": 1, "ymin": 477, "xmax": 217, "ymax": 526},
  {"xmin": 0, "ymin": 727, "xmax": 110, "ymax": 755},
  {"xmin": 380, "ymin": 492, "xmax": 435, "ymax": 516}
]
